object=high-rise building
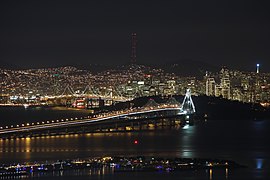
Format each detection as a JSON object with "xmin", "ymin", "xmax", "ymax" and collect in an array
[
  {"xmin": 221, "ymin": 77, "xmax": 231, "ymax": 99},
  {"xmin": 206, "ymin": 77, "xmax": 216, "ymax": 96},
  {"xmin": 232, "ymin": 88, "xmax": 243, "ymax": 101},
  {"xmin": 215, "ymin": 84, "xmax": 222, "ymax": 97},
  {"xmin": 218, "ymin": 67, "xmax": 231, "ymax": 99},
  {"xmin": 219, "ymin": 67, "xmax": 229, "ymax": 80}
]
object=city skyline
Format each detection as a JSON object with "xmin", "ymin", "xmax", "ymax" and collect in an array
[
  {"xmin": 1, "ymin": 1, "xmax": 270, "ymax": 72},
  {"xmin": 1, "ymin": 64, "xmax": 269, "ymax": 107},
  {"xmin": 1, "ymin": 1, "xmax": 270, "ymax": 178}
]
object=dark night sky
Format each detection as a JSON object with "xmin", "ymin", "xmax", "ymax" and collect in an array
[{"xmin": 0, "ymin": 0, "xmax": 270, "ymax": 72}]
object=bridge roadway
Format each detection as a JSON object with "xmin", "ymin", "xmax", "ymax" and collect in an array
[{"xmin": 0, "ymin": 105, "xmax": 185, "ymax": 137}]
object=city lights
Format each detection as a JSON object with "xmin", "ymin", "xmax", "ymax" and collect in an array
[{"xmin": 0, "ymin": 64, "xmax": 269, "ymax": 107}]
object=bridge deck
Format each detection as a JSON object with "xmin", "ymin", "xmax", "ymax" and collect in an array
[{"xmin": 0, "ymin": 105, "xmax": 185, "ymax": 136}]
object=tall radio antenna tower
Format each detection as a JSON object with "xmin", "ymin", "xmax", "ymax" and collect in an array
[
  {"xmin": 256, "ymin": 64, "xmax": 260, "ymax": 74},
  {"xmin": 131, "ymin": 32, "xmax": 137, "ymax": 64}
]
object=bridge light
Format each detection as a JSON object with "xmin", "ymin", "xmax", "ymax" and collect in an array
[
  {"xmin": 16, "ymin": 125, "xmax": 19, "ymax": 127},
  {"xmin": 11, "ymin": 125, "xmax": 13, "ymax": 128},
  {"xmin": 47, "ymin": 121, "xmax": 50, "ymax": 123},
  {"xmin": 37, "ymin": 122, "xmax": 40, "ymax": 125},
  {"xmin": 5, "ymin": 126, "xmax": 8, "ymax": 128},
  {"xmin": 32, "ymin": 123, "xmax": 34, "ymax": 125},
  {"xmin": 22, "ymin": 124, "xmax": 25, "ymax": 126},
  {"xmin": 42, "ymin": 122, "xmax": 45, "ymax": 124},
  {"xmin": 26, "ymin": 123, "xmax": 30, "ymax": 126},
  {"xmin": 52, "ymin": 120, "xmax": 54, "ymax": 123},
  {"xmin": 0, "ymin": 127, "xmax": 2, "ymax": 129}
]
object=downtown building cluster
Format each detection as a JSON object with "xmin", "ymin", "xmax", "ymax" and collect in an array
[
  {"xmin": 0, "ymin": 64, "xmax": 269, "ymax": 106},
  {"xmin": 205, "ymin": 66, "xmax": 270, "ymax": 104}
]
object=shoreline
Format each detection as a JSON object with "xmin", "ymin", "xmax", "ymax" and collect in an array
[
  {"xmin": 0, "ymin": 156, "xmax": 246, "ymax": 178},
  {"xmin": 0, "ymin": 104, "xmax": 91, "ymax": 111}
]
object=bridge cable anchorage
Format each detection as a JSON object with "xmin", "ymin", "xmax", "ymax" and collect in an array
[{"xmin": 181, "ymin": 89, "xmax": 196, "ymax": 114}]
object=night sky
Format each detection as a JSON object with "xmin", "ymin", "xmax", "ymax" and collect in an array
[{"xmin": 1, "ymin": 1, "xmax": 270, "ymax": 71}]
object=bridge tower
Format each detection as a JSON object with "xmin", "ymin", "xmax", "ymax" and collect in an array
[{"xmin": 182, "ymin": 89, "xmax": 196, "ymax": 114}]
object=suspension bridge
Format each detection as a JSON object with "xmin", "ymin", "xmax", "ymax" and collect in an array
[
  {"xmin": 58, "ymin": 84, "xmax": 131, "ymax": 101},
  {"xmin": 0, "ymin": 89, "xmax": 196, "ymax": 138}
]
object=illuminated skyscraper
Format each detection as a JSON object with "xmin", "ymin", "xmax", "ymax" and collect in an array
[
  {"xmin": 221, "ymin": 77, "xmax": 231, "ymax": 99},
  {"xmin": 206, "ymin": 77, "xmax": 216, "ymax": 96},
  {"xmin": 219, "ymin": 67, "xmax": 231, "ymax": 99}
]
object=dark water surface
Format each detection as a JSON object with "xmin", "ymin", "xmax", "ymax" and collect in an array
[{"xmin": 0, "ymin": 107, "xmax": 270, "ymax": 179}]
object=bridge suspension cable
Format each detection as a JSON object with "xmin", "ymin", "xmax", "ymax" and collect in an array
[
  {"xmin": 61, "ymin": 85, "xmax": 75, "ymax": 96},
  {"xmin": 181, "ymin": 89, "xmax": 196, "ymax": 114}
]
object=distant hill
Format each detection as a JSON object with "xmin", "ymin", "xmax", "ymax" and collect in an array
[
  {"xmin": 154, "ymin": 59, "xmax": 219, "ymax": 77},
  {"xmin": 0, "ymin": 59, "xmax": 220, "ymax": 77},
  {"xmin": 0, "ymin": 60, "xmax": 19, "ymax": 69},
  {"xmin": 77, "ymin": 59, "xmax": 220, "ymax": 77}
]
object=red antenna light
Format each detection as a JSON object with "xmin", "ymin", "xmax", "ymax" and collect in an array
[{"xmin": 134, "ymin": 140, "xmax": 138, "ymax": 144}]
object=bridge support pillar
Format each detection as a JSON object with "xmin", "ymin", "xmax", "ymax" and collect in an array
[
  {"xmin": 154, "ymin": 121, "xmax": 157, "ymax": 130},
  {"xmin": 131, "ymin": 122, "xmax": 134, "ymax": 130},
  {"xmin": 146, "ymin": 122, "xmax": 149, "ymax": 128},
  {"xmin": 138, "ymin": 122, "xmax": 142, "ymax": 130},
  {"xmin": 169, "ymin": 120, "xmax": 174, "ymax": 128},
  {"xmin": 161, "ymin": 119, "xmax": 164, "ymax": 128},
  {"xmin": 82, "ymin": 127, "xmax": 85, "ymax": 133},
  {"xmin": 99, "ymin": 126, "xmax": 102, "ymax": 132}
]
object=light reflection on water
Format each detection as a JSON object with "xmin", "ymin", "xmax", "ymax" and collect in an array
[
  {"xmin": 0, "ymin": 167, "xmax": 234, "ymax": 180},
  {"xmin": 0, "ymin": 122, "xmax": 270, "ymax": 170},
  {"xmin": 0, "ymin": 107, "xmax": 270, "ymax": 178},
  {"xmin": 256, "ymin": 158, "xmax": 263, "ymax": 169}
]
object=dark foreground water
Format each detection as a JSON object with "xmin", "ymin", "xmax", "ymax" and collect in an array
[{"xmin": 0, "ymin": 107, "xmax": 270, "ymax": 179}]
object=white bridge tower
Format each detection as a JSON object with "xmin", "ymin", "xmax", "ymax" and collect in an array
[{"xmin": 182, "ymin": 89, "xmax": 196, "ymax": 114}]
